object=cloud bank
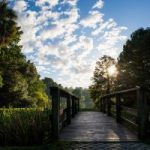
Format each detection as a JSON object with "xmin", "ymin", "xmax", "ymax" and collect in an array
[{"xmin": 12, "ymin": 0, "xmax": 127, "ymax": 87}]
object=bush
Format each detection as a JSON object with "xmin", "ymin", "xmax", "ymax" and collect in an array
[{"xmin": 0, "ymin": 108, "xmax": 51, "ymax": 146}]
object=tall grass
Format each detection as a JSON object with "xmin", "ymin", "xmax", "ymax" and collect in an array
[{"xmin": 0, "ymin": 108, "xmax": 51, "ymax": 146}]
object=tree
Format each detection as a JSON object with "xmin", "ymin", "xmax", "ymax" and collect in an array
[
  {"xmin": 43, "ymin": 77, "xmax": 61, "ymax": 100},
  {"xmin": 117, "ymin": 28, "xmax": 150, "ymax": 90},
  {"xmin": 0, "ymin": 2, "xmax": 49, "ymax": 108},
  {"xmin": 0, "ymin": 1, "xmax": 19, "ymax": 48},
  {"xmin": 89, "ymin": 55, "xmax": 116, "ymax": 105},
  {"xmin": 0, "ymin": 67, "xmax": 30, "ymax": 107}
]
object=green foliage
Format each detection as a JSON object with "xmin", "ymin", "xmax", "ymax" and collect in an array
[
  {"xmin": 0, "ymin": 108, "xmax": 51, "ymax": 146},
  {"xmin": 117, "ymin": 28, "xmax": 150, "ymax": 90},
  {"xmin": 67, "ymin": 87, "xmax": 93, "ymax": 108},
  {"xmin": 0, "ymin": 1, "xmax": 20, "ymax": 48},
  {"xmin": 0, "ymin": 2, "xmax": 49, "ymax": 108},
  {"xmin": 42, "ymin": 77, "xmax": 60, "ymax": 100}
]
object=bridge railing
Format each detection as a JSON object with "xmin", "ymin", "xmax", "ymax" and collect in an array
[
  {"xmin": 50, "ymin": 86, "xmax": 80, "ymax": 140},
  {"xmin": 100, "ymin": 86, "xmax": 149, "ymax": 139}
]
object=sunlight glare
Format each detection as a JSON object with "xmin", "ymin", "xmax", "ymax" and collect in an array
[{"xmin": 108, "ymin": 65, "xmax": 118, "ymax": 77}]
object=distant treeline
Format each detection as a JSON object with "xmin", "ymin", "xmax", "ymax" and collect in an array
[{"xmin": 42, "ymin": 77, "xmax": 93, "ymax": 108}]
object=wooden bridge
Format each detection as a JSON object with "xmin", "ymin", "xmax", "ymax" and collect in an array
[{"xmin": 50, "ymin": 87, "xmax": 150, "ymax": 142}]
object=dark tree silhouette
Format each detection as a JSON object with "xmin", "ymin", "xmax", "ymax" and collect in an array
[
  {"xmin": 0, "ymin": 1, "xmax": 19, "ymax": 47},
  {"xmin": 117, "ymin": 28, "xmax": 150, "ymax": 90}
]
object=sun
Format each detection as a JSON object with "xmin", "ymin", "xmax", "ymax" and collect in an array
[{"xmin": 108, "ymin": 65, "xmax": 117, "ymax": 76}]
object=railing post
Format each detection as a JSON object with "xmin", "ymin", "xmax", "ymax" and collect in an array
[
  {"xmin": 104, "ymin": 98, "xmax": 106, "ymax": 113},
  {"xmin": 72, "ymin": 96, "xmax": 75, "ymax": 117},
  {"xmin": 50, "ymin": 87, "xmax": 60, "ymax": 140},
  {"xmin": 102, "ymin": 98, "xmax": 104, "ymax": 112},
  {"xmin": 137, "ymin": 88, "xmax": 148, "ymax": 139},
  {"xmin": 99, "ymin": 98, "xmax": 102, "ymax": 111},
  {"xmin": 75, "ymin": 98, "xmax": 77, "ymax": 115},
  {"xmin": 66, "ymin": 95, "xmax": 71, "ymax": 124},
  {"xmin": 77, "ymin": 98, "xmax": 80, "ymax": 112},
  {"xmin": 107, "ymin": 96, "xmax": 111, "ymax": 116},
  {"xmin": 116, "ymin": 94, "xmax": 121, "ymax": 122}
]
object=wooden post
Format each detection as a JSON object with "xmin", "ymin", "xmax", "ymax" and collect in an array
[
  {"xmin": 75, "ymin": 98, "xmax": 78, "ymax": 114},
  {"xmin": 103, "ymin": 98, "xmax": 106, "ymax": 113},
  {"xmin": 100, "ymin": 98, "xmax": 102, "ymax": 112},
  {"xmin": 101, "ymin": 98, "xmax": 104, "ymax": 112},
  {"xmin": 116, "ymin": 94, "xmax": 121, "ymax": 122},
  {"xmin": 137, "ymin": 88, "xmax": 148, "ymax": 139},
  {"xmin": 77, "ymin": 98, "xmax": 80, "ymax": 112},
  {"xmin": 99, "ymin": 99, "xmax": 101, "ymax": 111},
  {"xmin": 66, "ymin": 95, "xmax": 71, "ymax": 124},
  {"xmin": 72, "ymin": 96, "xmax": 75, "ymax": 117},
  {"xmin": 50, "ymin": 87, "xmax": 60, "ymax": 140},
  {"xmin": 107, "ymin": 96, "xmax": 111, "ymax": 116},
  {"xmin": 74, "ymin": 99, "xmax": 77, "ymax": 114}
]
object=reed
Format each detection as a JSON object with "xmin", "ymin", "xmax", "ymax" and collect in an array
[{"xmin": 0, "ymin": 108, "xmax": 51, "ymax": 146}]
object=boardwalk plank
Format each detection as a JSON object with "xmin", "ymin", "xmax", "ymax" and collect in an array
[{"xmin": 59, "ymin": 111, "xmax": 138, "ymax": 142}]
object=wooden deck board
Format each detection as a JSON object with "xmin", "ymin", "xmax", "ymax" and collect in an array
[{"xmin": 59, "ymin": 111, "xmax": 138, "ymax": 142}]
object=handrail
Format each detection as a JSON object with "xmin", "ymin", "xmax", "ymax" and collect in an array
[
  {"xmin": 101, "ymin": 86, "xmax": 140, "ymax": 98},
  {"xmin": 100, "ymin": 86, "xmax": 149, "ymax": 140},
  {"xmin": 50, "ymin": 86, "xmax": 80, "ymax": 140}
]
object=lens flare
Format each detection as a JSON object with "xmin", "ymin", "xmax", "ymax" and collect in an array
[{"xmin": 108, "ymin": 65, "xmax": 117, "ymax": 76}]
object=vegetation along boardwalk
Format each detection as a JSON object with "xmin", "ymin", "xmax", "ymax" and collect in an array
[{"xmin": 60, "ymin": 111, "xmax": 137, "ymax": 142}]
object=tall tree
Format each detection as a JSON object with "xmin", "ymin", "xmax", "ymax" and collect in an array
[
  {"xmin": 89, "ymin": 55, "xmax": 116, "ymax": 105},
  {"xmin": 0, "ymin": 1, "xmax": 49, "ymax": 107},
  {"xmin": 117, "ymin": 28, "xmax": 150, "ymax": 90},
  {"xmin": 0, "ymin": 1, "xmax": 19, "ymax": 48}
]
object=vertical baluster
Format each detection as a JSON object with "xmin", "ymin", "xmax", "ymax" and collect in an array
[
  {"xmin": 50, "ymin": 87, "xmax": 60, "ymax": 140},
  {"xmin": 137, "ymin": 88, "xmax": 148, "ymax": 139},
  {"xmin": 101, "ymin": 98, "xmax": 104, "ymax": 112},
  {"xmin": 107, "ymin": 96, "xmax": 111, "ymax": 116},
  {"xmin": 104, "ymin": 97, "xmax": 106, "ymax": 113},
  {"xmin": 116, "ymin": 94, "xmax": 121, "ymax": 122},
  {"xmin": 100, "ymin": 98, "xmax": 102, "ymax": 112},
  {"xmin": 77, "ymin": 98, "xmax": 80, "ymax": 112},
  {"xmin": 72, "ymin": 96, "xmax": 75, "ymax": 117},
  {"xmin": 66, "ymin": 95, "xmax": 71, "ymax": 124}
]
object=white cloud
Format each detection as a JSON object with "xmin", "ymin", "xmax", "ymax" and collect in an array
[
  {"xmin": 12, "ymin": 0, "xmax": 128, "ymax": 88},
  {"xmin": 14, "ymin": 0, "xmax": 27, "ymax": 12},
  {"xmin": 40, "ymin": 25, "xmax": 66, "ymax": 40},
  {"xmin": 80, "ymin": 11, "xmax": 103, "ymax": 28},
  {"xmin": 62, "ymin": 0, "xmax": 78, "ymax": 6},
  {"xmin": 92, "ymin": 18, "xmax": 117, "ymax": 36},
  {"xmin": 92, "ymin": 0, "xmax": 104, "ymax": 9},
  {"xmin": 79, "ymin": 36, "xmax": 93, "ymax": 54}
]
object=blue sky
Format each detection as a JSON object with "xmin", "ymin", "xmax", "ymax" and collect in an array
[{"xmin": 9, "ymin": 0, "xmax": 150, "ymax": 87}]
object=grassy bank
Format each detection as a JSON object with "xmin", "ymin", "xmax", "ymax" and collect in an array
[{"xmin": 0, "ymin": 108, "xmax": 51, "ymax": 146}]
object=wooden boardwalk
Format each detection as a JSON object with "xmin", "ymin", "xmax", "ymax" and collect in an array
[{"xmin": 60, "ymin": 111, "xmax": 138, "ymax": 142}]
